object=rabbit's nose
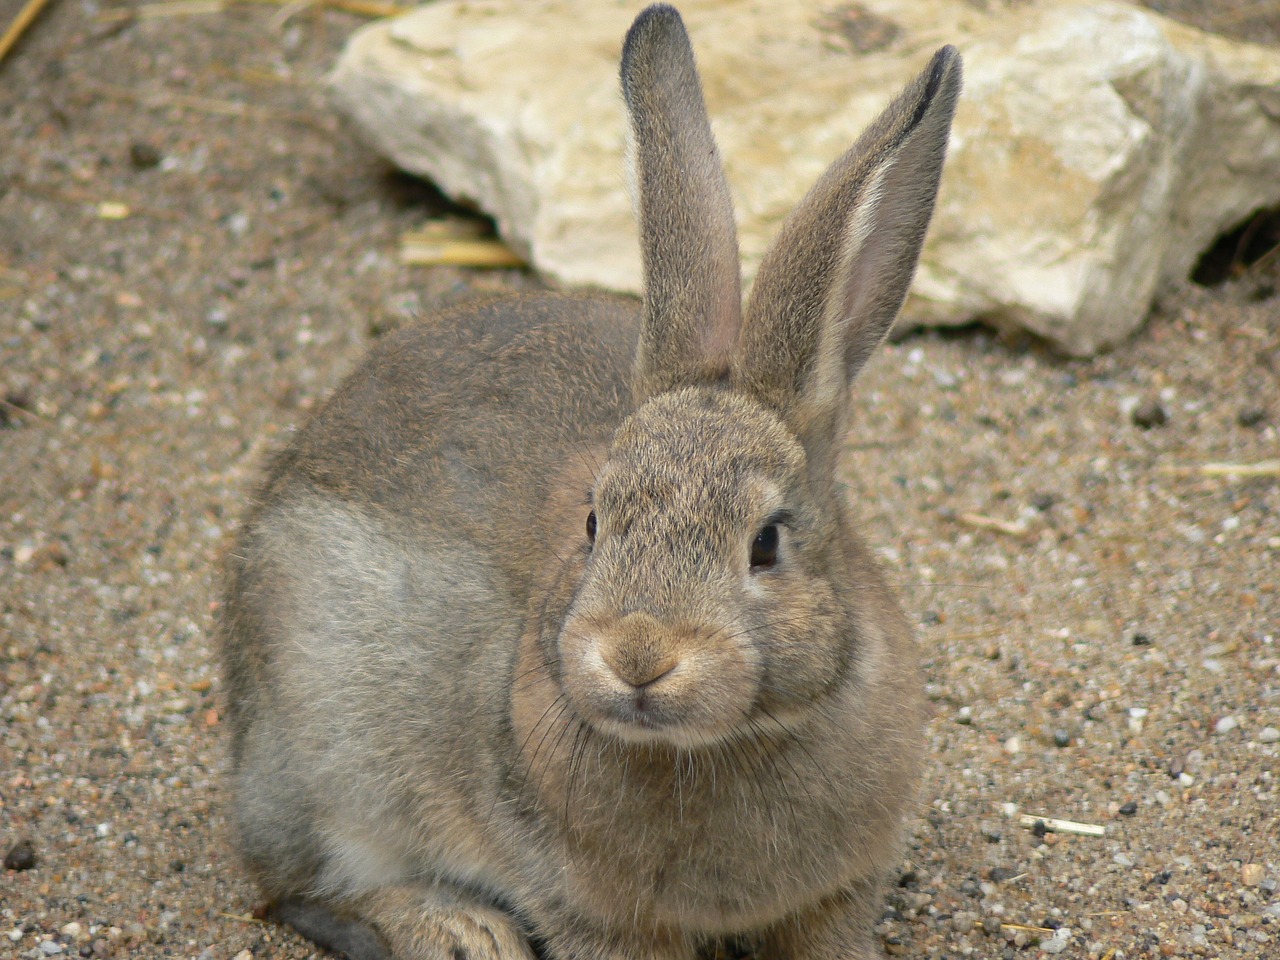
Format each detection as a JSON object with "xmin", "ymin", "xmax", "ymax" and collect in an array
[{"xmin": 601, "ymin": 644, "xmax": 679, "ymax": 690}]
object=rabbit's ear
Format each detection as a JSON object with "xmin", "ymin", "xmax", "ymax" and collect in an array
[
  {"xmin": 622, "ymin": 4, "xmax": 743, "ymax": 403},
  {"xmin": 736, "ymin": 47, "xmax": 962, "ymax": 470}
]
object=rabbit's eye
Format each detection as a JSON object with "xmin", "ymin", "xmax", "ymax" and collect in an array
[
  {"xmin": 586, "ymin": 510, "xmax": 598, "ymax": 544},
  {"xmin": 750, "ymin": 524, "xmax": 779, "ymax": 570}
]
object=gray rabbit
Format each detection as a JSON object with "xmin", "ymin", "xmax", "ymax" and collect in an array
[{"xmin": 220, "ymin": 5, "xmax": 962, "ymax": 958}]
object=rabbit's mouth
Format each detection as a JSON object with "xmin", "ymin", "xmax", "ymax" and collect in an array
[{"xmin": 583, "ymin": 690, "xmax": 737, "ymax": 750}]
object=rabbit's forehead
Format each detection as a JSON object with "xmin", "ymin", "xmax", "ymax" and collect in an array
[{"xmin": 596, "ymin": 388, "xmax": 804, "ymax": 518}]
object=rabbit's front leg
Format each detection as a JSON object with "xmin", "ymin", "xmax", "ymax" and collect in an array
[
  {"xmin": 277, "ymin": 885, "xmax": 538, "ymax": 960},
  {"xmin": 756, "ymin": 883, "xmax": 884, "ymax": 960}
]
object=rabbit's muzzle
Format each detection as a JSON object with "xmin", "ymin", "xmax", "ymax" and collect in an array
[{"xmin": 559, "ymin": 609, "xmax": 760, "ymax": 749}]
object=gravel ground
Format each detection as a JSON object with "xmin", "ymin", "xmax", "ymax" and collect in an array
[{"xmin": 1, "ymin": 2, "xmax": 1277, "ymax": 959}]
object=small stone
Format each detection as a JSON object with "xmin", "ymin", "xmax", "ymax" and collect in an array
[
  {"xmin": 951, "ymin": 912, "xmax": 976, "ymax": 934},
  {"xmin": 1113, "ymin": 852, "xmax": 1135, "ymax": 868},
  {"xmin": 90, "ymin": 940, "xmax": 111, "ymax": 959},
  {"xmin": 982, "ymin": 917, "xmax": 1003, "ymax": 936},
  {"xmin": 1003, "ymin": 735, "xmax": 1021, "ymax": 754},
  {"xmin": 1053, "ymin": 729, "xmax": 1071, "ymax": 748},
  {"xmin": 1131, "ymin": 632, "xmax": 1153, "ymax": 646},
  {"xmin": 1040, "ymin": 927, "xmax": 1073, "ymax": 954},
  {"xmin": 39, "ymin": 941, "xmax": 65, "ymax": 956},
  {"xmin": 1257, "ymin": 727, "xmax": 1279, "ymax": 744},
  {"xmin": 1237, "ymin": 407, "xmax": 1268, "ymax": 428},
  {"xmin": 1242, "ymin": 863, "xmax": 1265, "ymax": 886},
  {"xmin": 3, "ymin": 839, "xmax": 36, "ymax": 871},
  {"xmin": 1214, "ymin": 716, "xmax": 1239, "ymax": 735},
  {"xmin": 989, "ymin": 865, "xmax": 1021, "ymax": 883},
  {"xmin": 129, "ymin": 142, "xmax": 162, "ymax": 169},
  {"xmin": 1031, "ymin": 492, "xmax": 1056, "ymax": 511},
  {"xmin": 1131, "ymin": 400, "xmax": 1168, "ymax": 429},
  {"xmin": 882, "ymin": 936, "xmax": 907, "ymax": 956},
  {"xmin": 1118, "ymin": 800, "xmax": 1138, "ymax": 816}
]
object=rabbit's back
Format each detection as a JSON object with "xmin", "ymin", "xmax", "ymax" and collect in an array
[{"xmin": 269, "ymin": 292, "xmax": 638, "ymax": 532}]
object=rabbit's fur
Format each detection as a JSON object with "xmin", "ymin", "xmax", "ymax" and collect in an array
[{"xmin": 221, "ymin": 5, "xmax": 961, "ymax": 959}]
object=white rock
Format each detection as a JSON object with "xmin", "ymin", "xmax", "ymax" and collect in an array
[
  {"xmin": 1040, "ymin": 926, "xmax": 1073, "ymax": 954},
  {"xmin": 330, "ymin": 0, "xmax": 1280, "ymax": 355}
]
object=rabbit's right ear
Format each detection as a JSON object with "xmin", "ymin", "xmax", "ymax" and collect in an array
[
  {"xmin": 736, "ymin": 47, "xmax": 962, "ymax": 476},
  {"xmin": 622, "ymin": 4, "xmax": 743, "ymax": 403}
]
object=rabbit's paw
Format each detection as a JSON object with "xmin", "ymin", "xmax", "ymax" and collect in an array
[{"xmin": 357, "ymin": 886, "xmax": 536, "ymax": 960}]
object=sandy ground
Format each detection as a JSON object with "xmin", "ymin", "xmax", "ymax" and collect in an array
[{"xmin": 1, "ymin": 2, "xmax": 1277, "ymax": 958}]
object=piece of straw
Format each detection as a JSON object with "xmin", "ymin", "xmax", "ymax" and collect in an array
[{"xmin": 0, "ymin": 0, "xmax": 57, "ymax": 65}]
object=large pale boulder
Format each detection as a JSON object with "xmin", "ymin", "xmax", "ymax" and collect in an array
[{"xmin": 330, "ymin": 0, "xmax": 1280, "ymax": 354}]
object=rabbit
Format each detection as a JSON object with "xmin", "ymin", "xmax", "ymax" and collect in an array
[{"xmin": 219, "ymin": 5, "xmax": 961, "ymax": 959}]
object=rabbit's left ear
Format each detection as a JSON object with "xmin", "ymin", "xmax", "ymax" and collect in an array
[
  {"xmin": 736, "ymin": 47, "xmax": 962, "ymax": 468},
  {"xmin": 621, "ymin": 4, "xmax": 743, "ymax": 403}
]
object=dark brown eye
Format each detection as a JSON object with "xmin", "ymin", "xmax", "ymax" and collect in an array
[
  {"xmin": 586, "ymin": 510, "xmax": 597, "ymax": 544},
  {"xmin": 750, "ymin": 524, "xmax": 778, "ymax": 570}
]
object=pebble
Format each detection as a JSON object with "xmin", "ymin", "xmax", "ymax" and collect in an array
[
  {"xmin": 4, "ymin": 839, "xmax": 37, "ymax": 871},
  {"xmin": 1040, "ymin": 926, "xmax": 1072, "ymax": 954},
  {"xmin": 1031, "ymin": 492, "xmax": 1056, "ymax": 511},
  {"xmin": 1242, "ymin": 863, "xmax": 1265, "ymax": 886},
  {"xmin": 1131, "ymin": 400, "xmax": 1168, "ymax": 428},
  {"xmin": 1113, "ymin": 852, "xmax": 1135, "ymax": 868},
  {"xmin": 1237, "ymin": 406, "xmax": 1268, "ymax": 428},
  {"xmin": 38, "ymin": 942, "xmax": 64, "ymax": 956},
  {"xmin": 982, "ymin": 917, "xmax": 1003, "ymax": 937},
  {"xmin": 129, "ymin": 142, "xmax": 162, "ymax": 169},
  {"xmin": 951, "ymin": 912, "xmax": 977, "ymax": 934},
  {"xmin": 1257, "ymin": 727, "xmax": 1279, "ymax": 744},
  {"xmin": 1118, "ymin": 800, "xmax": 1138, "ymax": 816},
  {"xmin": 882, "ymin": 935, "xmax": 907, "ymax": 956},
  {"xmin": 1214, "ymin": 716, "xmax": 1238, "ymax": 734},
  {"xmin": 1052, "ymin": 729, "xmax": 1071, "ymax": 748}
]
